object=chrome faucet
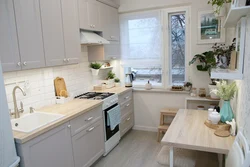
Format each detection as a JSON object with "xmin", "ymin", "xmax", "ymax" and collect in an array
[{"xmin": 12, "ymin": 86, "xmax": 26, "ymax": 118}]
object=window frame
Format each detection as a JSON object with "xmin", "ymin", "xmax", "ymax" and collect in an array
[{"xmin": 120, "ymin": 6, "xmax": 191, "ymax": 89}]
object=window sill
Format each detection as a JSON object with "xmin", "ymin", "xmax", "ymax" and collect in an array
[{"xmin": 132, "ymin": 88, "xmax": 190, "ymax": 94}]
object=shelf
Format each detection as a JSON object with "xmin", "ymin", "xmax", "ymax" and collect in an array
[
  {"xmin": 224, "ymin": 6, "xmax": 250, "ymax": 28},
  {"xmin": 211, "ymin": 68, "xmax": 243, "ymax": 80},
  {"xmin": 100, "ymin": 66, "xmax": 113, "ymax": 70}
]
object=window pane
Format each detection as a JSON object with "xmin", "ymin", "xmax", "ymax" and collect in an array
[
  {"xmin": 170, "ymin": 13, "xmax": 186, "ymax": 84},
  {"xmin": 131, "ymin": 67, "xmax": 162, "ymax": 86}
]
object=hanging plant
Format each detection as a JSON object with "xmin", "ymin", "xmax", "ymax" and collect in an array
[{"xmin": 208, "ymin": 0, "xmax": 231, "ymax": 15}]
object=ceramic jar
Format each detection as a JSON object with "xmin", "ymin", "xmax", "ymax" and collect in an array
[
  {"xmin": 208, "ymin": 108, "xmax": 214, "ymax": 121},
  {"xmin": 210, "ymin": 111, "xmax": 221, "ymax": 124}
]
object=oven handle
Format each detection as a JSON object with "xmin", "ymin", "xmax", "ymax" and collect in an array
[{"xmin": 87, "ymin": 127, "xmax": 95, "ymax": 132}]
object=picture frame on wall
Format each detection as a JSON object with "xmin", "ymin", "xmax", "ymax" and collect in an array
[{"xmin": 197, "ymin": 10, "xmax": 225, "ymax": 44}]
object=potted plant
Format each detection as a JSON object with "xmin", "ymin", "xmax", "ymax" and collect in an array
[
  {"xmin": 90, "ymin": 62, "xmax": 102, "ymax": 76},
  {"xmin": 114, "ymin": 78, "xmax": 120, "ymax": 87},
  {"xmin": 208, "ymin": 0, "xmax": 231, "ymax": 17},
  {"xmin": 184, "ymin": 82, "xmax": 192, "ymax": 91},
  {"xmin": 211, "ymin": 80, "xmax": 237, "ymax": 123},
  {"xmin": 189, "ymin": 51, "xmax": 219, "ymax": 98},
  {"xmin": 107, "ymin": 71, "xmax": 116, "ymax": 80}
]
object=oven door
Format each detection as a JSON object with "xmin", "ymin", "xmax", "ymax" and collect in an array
[{"xmin": 104, "ymin": 104, "xmax": 120, "ymax": 141}]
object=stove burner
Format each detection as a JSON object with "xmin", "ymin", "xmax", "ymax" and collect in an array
[{"xmin": 75, "ymin": 92, "xmax": 115, "ymax": 100}]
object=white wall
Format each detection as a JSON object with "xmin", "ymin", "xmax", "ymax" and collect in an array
[{"xmin": 118, "ymin": 0, "xmax": 234, "ymax": 131}]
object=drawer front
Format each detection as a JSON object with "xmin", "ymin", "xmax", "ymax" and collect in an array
[
  {"xmin": 120, "ymin": 99, "xmax": 133, "ymax": 117},
  {"xmin": 119, "ymin": 90, "xmax": 133, "ymax": 105},
  {"xmin": 120, "ymin": 112, "xmax": 134, "ymax": 137},
  {"xmin": 70, "ymin": 105, "xmax": 102, "ymax": 136},
  {"xmin": 72, "ymin": 119, "xmax": 105, "ymax": 167}
]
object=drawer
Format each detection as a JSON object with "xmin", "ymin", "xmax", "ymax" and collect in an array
[
  {"xmin": 120, "ymin": 112, "xmax": 134, "ymax": 137},
  {"xmin": 70, "ymin": 105, "xmax": 102, "ymax": 136},
  {"xmin": 120, "ymin": 99, "xmax": 133, "ymax": 117},
  {"xmin": 119, "ymin": 90, "xmax": 133, "ymax": 105}
]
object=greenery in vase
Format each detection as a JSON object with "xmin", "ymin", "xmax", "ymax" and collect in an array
[
  {"xmin": 207, "ymin": 0, "xmax": 231, "ymax": 15},
  {"xmin": 90, "ymin": 62, "xmax": 102, "ymax": 69},
  {"xmin": 107, "ymin": 71, "xmax": 116, "ymax": 79},
  {"xmin": 211, "ymin": 80, "xmax": 237, "ymax": 101},
  {"xmin": 114, "ymin": 78, "xmax": 120, "ymax": 83}
]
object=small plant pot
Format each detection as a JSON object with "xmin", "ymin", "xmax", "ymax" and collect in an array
[
  {"xmin": 115, "ymin": 83, "xmax": 121, "ymax": 87},
  {"xmin": 91, "ymin": 69, "xmax": 99, "ymax": 76},
  {"xmin": 184, "ymin": 86, "xmax": 192, "ymax": 91}
]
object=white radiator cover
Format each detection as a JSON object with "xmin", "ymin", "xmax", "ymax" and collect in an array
[{"xmin": 0, "ymin": 62, "xmax": 20, "ymax": 167}]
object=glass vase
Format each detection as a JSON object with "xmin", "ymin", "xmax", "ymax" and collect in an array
[{"xmin": 220, "ymin": 101, "xmax": 234, "ymax": 123}]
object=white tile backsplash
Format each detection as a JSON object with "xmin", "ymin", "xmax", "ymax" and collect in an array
[{"xmin": 3, "ymin": 46, "xmax": 94, "ymax": 113}]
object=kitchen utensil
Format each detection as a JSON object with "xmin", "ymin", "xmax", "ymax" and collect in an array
[
  {"xmin": 125, "ymin": 67, "xmax": 134, "ymax": 87},
  {"xmin": 54, "ymin": 77, "xmax": 68, "ymax": 97}
]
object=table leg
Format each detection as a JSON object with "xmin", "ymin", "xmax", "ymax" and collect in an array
[
  {"xmin": 218, "ymin": 154, "xmax": 223, "ymax": 167},
  {"xmin": 170, "ymin": 146, "xmax": 174, "ymax": 167}
]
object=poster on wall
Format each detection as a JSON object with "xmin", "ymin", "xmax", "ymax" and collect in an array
[{"xmin": 197, "ymin": 10, "xmax": 225, "ymax": 44}]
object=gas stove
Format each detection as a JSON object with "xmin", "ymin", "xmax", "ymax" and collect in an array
[{"xmin": 75, "ymin": 92, "xmax": 118, "ymax": 110}]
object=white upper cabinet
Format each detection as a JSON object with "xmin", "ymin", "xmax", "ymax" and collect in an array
[
  {"xmin": 13, "ymin": 0, "xmax": 45, "ymax": 70},
  {"xmin": 99, "ymin": 3, "xmax": 120, "ymax": 41},
  {"xmin": 61, "ymin": 0, "xmax": 81, "ymax": 64},
  {"xmin": 78, "ymin": 0, "xmax": 102, "ymax": 31},
  {"xmin": 40, "ymin": 0, "xmax": 65, "ymax": 67},
  {"xmin": 0, "ymin": 0, "xmax": 21, "ymax": 72}
]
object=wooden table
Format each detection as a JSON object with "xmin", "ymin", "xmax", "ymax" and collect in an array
[{"xmin": 161, "ymin": 109, "xmax": 235, "ymax": 167}]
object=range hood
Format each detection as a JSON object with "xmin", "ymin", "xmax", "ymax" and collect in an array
[{"xmin": 80, "ymin": 31, "xmax": 110, "ymax": 45}]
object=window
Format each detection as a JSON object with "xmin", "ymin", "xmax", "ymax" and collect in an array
[
  {"xmin": 120, "ymin": 7, "xmax": 189, "ymax": 88},
  {"xmin": 169, "ymin": 13, "xmax": 186, "ymax": 85}
]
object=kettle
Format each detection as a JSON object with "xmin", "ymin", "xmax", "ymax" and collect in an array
[{"xmin": 125, "ymin": 74, "xmax": 134, "ymax": 87}]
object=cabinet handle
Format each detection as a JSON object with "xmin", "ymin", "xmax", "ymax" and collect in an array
[
  {"xmin": 23, "ymin": 62, "xmax": 27, "ymax": 66},
  {"xmin": 93, "ymin": 25, "xmax": 95, "ymax": 28},
  {"xmin": 111, "ymin": 57, "xmax": 117, "ymax": 60},
  {"xmin": 63, "ymin": 59, "xmax": 67, "ymax": 62},
  {"xmin": 87, "ymin": 127, "xmax": 95, "ymax": 132},
  {"xmin": 85, "ymin": 117, "xmax": 93, "ymax": 121},
  {"xmin": 126, "ymin": 104, "xmax": 130, "ymax": 107},
  {"xmin": 124, "ymin": 96, "xmax": 129, "ymax": 99},
  {"xmin": 68, "ymin": 124, "xmax": 71, "ymax": 128},
  {"xmin": 17, "ymin": 62, "xmax": 21, "ymax": 66},
  {"xmin": 126, "ymin": 117, "xmax": 131, "ymax": 121},
  {"xmin": 67, "ymin": 58, "xmax": 70, "ymax": 62},
  {"xmin": 110, "ymin": 36, "xmax": 115, "ymax": 39}
]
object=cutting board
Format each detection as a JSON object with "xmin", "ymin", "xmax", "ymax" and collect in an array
[{"xmin": 54, "ymin": 77, "xmax": 68, "ymax": 97}]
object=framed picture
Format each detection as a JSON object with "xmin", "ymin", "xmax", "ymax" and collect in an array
[{"xmin": 197, "ymin": 10, "xmax": 225, "ymax": 44}]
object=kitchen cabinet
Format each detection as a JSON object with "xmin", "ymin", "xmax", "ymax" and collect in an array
[
  {"xmin": 78, "ymin": 0, "xmax": 102, "ymax": 31},
  {"xmin": 13, "ymin": 0, "xmax": 45, "ymax": 70},
  {"xmin": 40, "ymin": 0, "xmax": 65, "ymax": 67},
  {"xmin": 99, "ymin": 3, "xmax": 120, "ymax": 41},
  {"xmin": 40, "ymin": 0, "xmax": 81, "ymax": 67},
  {"xmin": 72, "ymin": 119, "xmax": 105, "ymax": 167},
  {"xmin": 0, "ymin": 0, "xmax": 21, "ymax": 72},
  {"xmin": 88, "ymin": 41, "xmax": 121, "ymax": 61},
  {"xmin": 16, "ymin": 122, "xmax": 74, "ymax": 167},
  {"xmin": 118, "ymin": 90, "xmax": 134, "ymax": 137},
  {"xmin": 61, "ymin": 0, "xmax": 81, "ymax": 64}
]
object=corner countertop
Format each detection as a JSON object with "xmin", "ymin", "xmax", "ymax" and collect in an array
[
  {"xmin": 13, "ymin": 99, "xmax": 103, "ymax": 144},
  {"xmin": 93, "ymin": 86, "xmax": 133, "ymax": 95}
]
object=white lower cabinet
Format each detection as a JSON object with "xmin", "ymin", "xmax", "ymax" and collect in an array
[
  {"xmin": 72, "ymin": 119, "xmax": 105, "ymax": 167},
  {"xmin": 16, "ymin": 106, "xmax": 105, "ymax": 167},
  {"xmin": 16, "ymin": 122, "xmax": 74, "ymax": 167}
]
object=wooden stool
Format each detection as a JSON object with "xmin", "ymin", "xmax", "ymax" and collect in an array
[{"xmin": 157, "ymin": 108, "xmax": 178, "ymax": 142}]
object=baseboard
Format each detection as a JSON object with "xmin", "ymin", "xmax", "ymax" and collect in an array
[{"xmin": 132, "ymin": 125, "xmax": 158, "ymax": 132}]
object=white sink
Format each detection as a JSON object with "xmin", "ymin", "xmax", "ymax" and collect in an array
[{"xmin": 11, "ymin": 112, "xmax": 64, "ymax": 133}]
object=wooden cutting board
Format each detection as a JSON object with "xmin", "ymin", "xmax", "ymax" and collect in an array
[{"xmin": 54, "ymin": 77, "xmax": 68, "ymax": 97}]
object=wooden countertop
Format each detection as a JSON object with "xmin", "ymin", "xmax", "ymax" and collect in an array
[
  {"xmin": 93, "ymin": 87, "xmax": 132, "ymax": 95},
  {"xmin": 13, "ymin": 99, "xmax": 103, "ymax": 144},
  {"xmin": 161, "ymin": 109, "xmax": 235, "ymax": 154}
]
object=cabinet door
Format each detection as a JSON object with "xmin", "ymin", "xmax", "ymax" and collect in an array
[
  {"xmin": 61, "ymin": 0, "xmax": 81, "ymax": 64},
  {"xmin": 0, "ymin": 0, "xmax": 21, "ymax": 72},
  {"xmin": 72, "ymin": 119, "xmax": 105, "ymax": 167},
  {"xmin": 40, "ymin": 0, "xmax": 66, "ymax": 67},
  {"xmin": 17, "ymin": 122, "xmax": 74, "ymax": 167},
  {"xmin": 104, "ymin": 41, "xmax": 121, "ymax": 60},
  {"xmin": 100, "ymin": 3, "xmax": 120, "ymax": 41},
  {"xmin": 13, "ymin": 0, "xmax": 45, "ymax": 70},
  {"xmin": 78, "ymin": 0, "xmax": 89, "ymax": 30}
]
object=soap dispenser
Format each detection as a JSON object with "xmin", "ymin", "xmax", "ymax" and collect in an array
[{"xmin": 145, "ymin": 81, "xmax": 152, "ymax": 90}]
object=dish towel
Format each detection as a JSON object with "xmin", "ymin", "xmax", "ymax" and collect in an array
[{"xmin": 107, "ymin": 106, "xmax": 121, "ymax": 131}]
